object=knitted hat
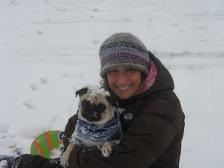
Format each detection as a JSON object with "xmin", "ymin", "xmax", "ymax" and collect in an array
[{"xmin": 99, "ymin": 32, "xmax": 150, "ymax": 77}]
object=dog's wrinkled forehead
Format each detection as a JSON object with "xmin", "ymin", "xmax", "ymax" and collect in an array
[{"xmin": 76, "ymin": 86, "xmax": 111, "ymax": 103}]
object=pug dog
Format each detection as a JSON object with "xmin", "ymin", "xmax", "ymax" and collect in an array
[{"xmin": 60, "ymin": 86, "xmax": 122, "ymax": 167}]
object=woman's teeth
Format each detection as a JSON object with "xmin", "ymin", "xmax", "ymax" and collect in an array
[{"xmin": 117, "ymin": 85, "xmax": 131, "ymax": 90}]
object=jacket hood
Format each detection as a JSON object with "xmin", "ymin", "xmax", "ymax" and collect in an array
[{"xmin": 143, "ymin": 51, "xmax": 174, "ymax": 96}]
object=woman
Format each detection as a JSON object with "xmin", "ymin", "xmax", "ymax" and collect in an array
[
  {"xmin": 2, "ymin": 33, "xmax": 185, "ymax": 168},
  {"xmin": 63, "ymin": 32, "xmax": 185, "ymax": 168}
]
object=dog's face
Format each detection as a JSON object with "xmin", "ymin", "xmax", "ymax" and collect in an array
[
  {"xmin": 76, "ymin": 87, "xmax": 115, "ymax": 124},
  {"xmin": 80, "ymin": 99, "xmax": 106, "ymax": 122}
]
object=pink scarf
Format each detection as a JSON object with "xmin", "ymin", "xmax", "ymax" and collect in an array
[{"xmin": 135, "ymin": 61, "xmax": 158, "ymax": 95}]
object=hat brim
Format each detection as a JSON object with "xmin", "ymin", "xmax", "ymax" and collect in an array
[{"xmin": 100, "ymin": 63, "xmax": 149, "ymax": 77}]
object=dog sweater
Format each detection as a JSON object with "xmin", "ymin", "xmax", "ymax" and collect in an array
[{"xmin": 70, "ymin": 112, "xmax": 122, "ymax": 146}]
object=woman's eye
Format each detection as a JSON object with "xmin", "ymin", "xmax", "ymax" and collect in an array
[
  {"xmin": 126, "ymin": 68, "xmax": 138, "ymax": 74},
  {"xmin": 111, "ymin": 69, "xmax": 118, "ymax": 73},
  {"xmin": 126, "ymin": 68, "xmax": 135, "ymax": 72},
  {"xmin": 108, "ymin": 69, "xmax": 118, "ymax": 75},
  {"xmin": 97, "ymin": 103, "xmax": 106, "ymax": 112}
]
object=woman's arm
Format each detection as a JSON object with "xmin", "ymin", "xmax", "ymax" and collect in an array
[
  {"xmin": 62, "ymin": 114, "xmax": 78, "ymax": 150},
  {"xmin": 67, "ymin": 93, "xmax": 185, "ymax": 168}
]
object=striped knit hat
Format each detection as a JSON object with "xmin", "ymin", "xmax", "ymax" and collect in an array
[{"xmin": 99, "ymin": 32, "xmax": 150, "ymax": 77}]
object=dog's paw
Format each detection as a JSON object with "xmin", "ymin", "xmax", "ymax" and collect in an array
[
  {"xmin": 101, "ymin": 142, "xmax": 112, "ymax": 158},
  {"xmin": 60, "ymin": 153, "xmax": 69, "ymax": 167}
]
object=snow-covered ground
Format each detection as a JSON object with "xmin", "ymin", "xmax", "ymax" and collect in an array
[{"xmin": 1, "ymin": 0, "xmax": 224, "ymax": 167}]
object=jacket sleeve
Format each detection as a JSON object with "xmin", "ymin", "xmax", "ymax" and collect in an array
[
  {"xmin": 68, "ymin": 92, "xmax": 184, "ymax": 168},
  {"xmin": 63, "ymin": 114, "xmax": 78, "ymax": 150}
]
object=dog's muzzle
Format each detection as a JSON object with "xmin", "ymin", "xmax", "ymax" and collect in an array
[{"xmin": 81, "ymin": 100, "xmax": 106, "ymax": 122}]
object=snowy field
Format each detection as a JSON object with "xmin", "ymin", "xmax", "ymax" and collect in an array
[{"xmin": 1, "ymin": 0, "xmax": 224, "ymax": 167}]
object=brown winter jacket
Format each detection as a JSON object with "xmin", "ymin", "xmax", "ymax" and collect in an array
[{"xmin": 62, "ymin": 54, "xmax": 185, "ymax": 168}]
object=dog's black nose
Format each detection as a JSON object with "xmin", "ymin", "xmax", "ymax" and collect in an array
[
  {"xmin": 82, "ymin": 100, "xmax": 92, "ymax": 110},
  {"xmin": 96, "ymin": 103, "xmax": 106, "ymax": 113},
  {"xmin": 81, "ymin": 100, "xmax": 106, "ymax": 122}
]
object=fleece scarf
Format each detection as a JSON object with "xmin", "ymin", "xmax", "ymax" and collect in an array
[{"xmin": 135, "ymin": 60, "xmax": 158, "ymax": 95}]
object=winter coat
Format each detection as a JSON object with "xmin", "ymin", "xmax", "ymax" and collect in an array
[{"xmin": 62, "ymin": 53, "xmax": 185, "ymax": 168}]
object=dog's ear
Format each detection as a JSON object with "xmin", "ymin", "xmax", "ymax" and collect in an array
[
  {"xmin": 106, "ymin": 96, "xmax": 116, "ymax": 106},
  {"xmin": 76, "ymin": 87, "xmax": 88, "ymax": 97}
]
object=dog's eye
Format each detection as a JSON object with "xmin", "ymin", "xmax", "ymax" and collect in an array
[
  {"xmin": 96, "ymin": 103, "xmax": 106, "ymax": 112},
  {"xmin": 81, "ymin": 100, "xmax": 91, "ymax": 109}
]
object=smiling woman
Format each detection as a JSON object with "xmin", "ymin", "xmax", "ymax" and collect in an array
[{"xmin": 65, "ymin": 33, "xmax": 185, "ymax": 168}]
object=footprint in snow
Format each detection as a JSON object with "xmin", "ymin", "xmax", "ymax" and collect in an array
[
  {"xmin": 22, "ymin": 99, "xmax": 36, "ymax": 109},
  {"xmin": 30, "ymin": 77, "xmax": 48, "ymax": 91},
  {"xmin": 30, "ymin": 83, "xmax": 40, "ymax": 91},
  {"xmin": 36, "ymin": 31, "xmax": 43, "ymax": 35},
  {"xmin": 39, "ymin": 77, "xmax": 48, "ymax": 85},
  {"xmin": 92, "ymin": 8, "xmax": 99, "ymax": 12}
]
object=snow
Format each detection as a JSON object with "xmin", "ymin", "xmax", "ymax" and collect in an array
[
  {"xmin": 1, "ymin": 0, "xmax": 224, "ymax": 167},
  {"xmin": 0, "ymin": 160, "xmax": 7, "ymax": 167}
]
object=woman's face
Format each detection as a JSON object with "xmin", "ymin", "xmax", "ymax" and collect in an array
[{"xmin": 106, "ymin": 66, "xmax": 142, "ymax": 99}]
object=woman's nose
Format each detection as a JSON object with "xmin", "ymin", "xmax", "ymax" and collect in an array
[{"xmin": 115, "ymin": 71, "xmax": 129, "ymax": 84}]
